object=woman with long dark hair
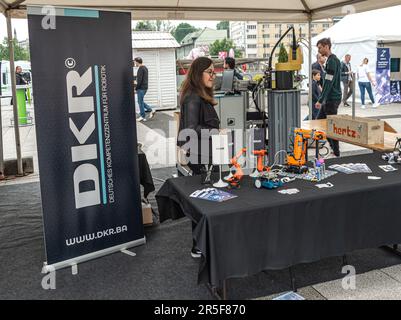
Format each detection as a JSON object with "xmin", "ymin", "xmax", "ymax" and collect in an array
[
  {"xmin": 177, "ymin": 56, "xmax": 220, "ymax": 175},
  {"xmin": 177, "ymin": 57, "xmax": 220, "ymax": 258}
]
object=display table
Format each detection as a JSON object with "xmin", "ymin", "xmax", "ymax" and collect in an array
[
  {"xmin": 302, "ymin": 119, "xmax": 399, "ymax": 152},
  {"xmin": 156, "ymin": 153, "xmax": 401, "ymax": 297}
]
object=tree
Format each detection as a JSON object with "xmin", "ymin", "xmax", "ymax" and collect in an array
[
  {"xmin": 278, "ymin": 43, "xmax": 288, "ymax": 63},
  {"xmin": 209, "ymin": 38, "xmax": 242, "ymax": 58},
  {"xmin": 0, "ymin": 37, "xmax": 30, "ymax": 61},
  {"xmin": 216, "ymin": 21, "xmax": 229, "ymax": 31},
  {"xmin": 172, "ymin": 23, "xmax": 199, "ymax": 43},
  {"xmin": 133, "ymin": 20, "xmax": 156, "ymax": 31},
  {"xmin": 155, "ymin": 20, "xmax": 174, "ymax": 32}
]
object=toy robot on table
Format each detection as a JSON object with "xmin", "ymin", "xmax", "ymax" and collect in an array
[{"xmin": 382, "ymin": 138, "xmax": 401, "ymax": 165}]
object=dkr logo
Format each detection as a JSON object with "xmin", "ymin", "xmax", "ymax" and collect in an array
[
  {"xmin": 381, "ymin": 50, "xmax": 386, "ymax": 58},
  {"xmin": 66, "ymin": 65, "xmax": 101, "ymax": 209}
]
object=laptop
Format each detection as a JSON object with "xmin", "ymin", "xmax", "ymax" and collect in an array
[{"xmin": 217, "ymin": 69, "xmax": 235, "ymax": 94}]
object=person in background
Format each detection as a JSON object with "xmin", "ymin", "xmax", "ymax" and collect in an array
[
  {"xmin": 315, "ymin": 38, "xmax": 342, "ymax": 157},
  {"xmin": 312, "ymin": 53, "xmax": 326, "ymax": 87},
  {"xmin": 311, "ymin": 69, "xmax": 323, "ymax": 120},
  {"xmin": 357, "ymin": 58, "xmax": 378, "ymax": 109},
  {"xmin": 341, "ymin": 54, "xmax": 353, "ymax": 107},
  {"xmin": 304, "ymin": 69, "xmax": 323, "ymax": 121},
  {"xmin": 15, "ymin": 66, "xmax": 28, "ymax": 85},
  {"xmin": 134, "ymin": 57, "xmax": 156, "ymax": 122},
  {"xmin": 177, "ymin": 57, "xmax": 220, "ymax": 258},
  {"xmin": 11, "ymin": 66, "xmax": 28, "ymax": 105},
  {"xmin": 224, "ymin": 57, "xmax": 243, "ymax": 80}
]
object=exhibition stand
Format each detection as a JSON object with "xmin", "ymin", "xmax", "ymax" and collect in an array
[{"xmin": 156, "ymin": 153, "xmax": 401, "ymax": 299}]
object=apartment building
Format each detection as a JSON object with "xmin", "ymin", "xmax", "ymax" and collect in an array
[
  {"xmin": 230, "ymin": 21, "xmax": 258, "ymax": 58},
  {"xmin": 230, "ymin": 21, "xmax": 334, "ymax": 59},
  {"xmin": 258, "ymin": 22, "xmax": 333, "ymax": 60}
]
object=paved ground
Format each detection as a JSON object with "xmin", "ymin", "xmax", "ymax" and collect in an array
[{"xmin": 1, "ymin": 96, "xmax": 401, "ymax": 299}]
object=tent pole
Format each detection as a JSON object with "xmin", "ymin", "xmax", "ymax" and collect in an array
[
  {"xmin": 308, "ymin": 16, "xmax": 312, "ymax": 119},
  {"xmin": 6, "ymin": 9, "xmax": 23, "ymax": 176}
]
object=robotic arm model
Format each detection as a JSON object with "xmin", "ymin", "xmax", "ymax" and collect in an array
[
  {"xmin": 286, "ymin": 128, "xmax": 327, "ymax": 173},
  {"xmin": 227, "ymin": 148, "xmax": 247, "ymax": 188}
]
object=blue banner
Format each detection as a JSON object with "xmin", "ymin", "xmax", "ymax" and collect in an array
[
  {"xmin": 390, "ymin": 81, "xmax": 401, "ymax": 102},
  {"xmin": 390, "ymin": 81, "xmax": 399, "ymax": 95},
  {"xmin": 28, "ymin": 8, "xmax": 145, "ymax": 267},
  {"xmin": 377, "ymin": 48, "xmax": 390, "ymax": 70},
  {"xmin": 376, "ymin": 48, "xmax": 392, "ymax": 104}
]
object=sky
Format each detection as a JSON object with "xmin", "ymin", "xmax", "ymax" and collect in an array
[{"xmin": 0, "ymin": 16, "xmax": 218, "ymax": 41}]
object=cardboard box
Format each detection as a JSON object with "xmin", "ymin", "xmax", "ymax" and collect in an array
[
  {"xmin": 142, "ymin": 203, "xmax": 153, "ymax": 225},
  {"xmin": 327, "ymin": 115, "xmax": 384, "ymax": 145}
]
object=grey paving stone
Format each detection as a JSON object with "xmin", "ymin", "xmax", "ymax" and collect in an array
[
  {"xmin": 313, "ymin": 270, "xmax": 401, "ymax": 300},
  {"xmin": 381, "ymin": 264, "xmax": 401, "ymax": 283}
]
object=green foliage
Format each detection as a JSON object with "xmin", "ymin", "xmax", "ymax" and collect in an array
[
  {"xmin": 0, "ymin": 37, "xmax": 30, "ymax": 61},
  {"xmin": 216, "ymin": 21, "xmax": 229, "ymax": 31},
  {"xmin": 278, "ymin": 43, "xmax": 288, "ymax": 63},
  {"xmin": 155, "ymin": 20, "xmax": 174, "ymax": 32},
  {"xmin": 133, "ymin": 20, "xmax": 174, "ymax": 32},
  {"xmin": 209, "ymin": 38, "xmax": 242, "ymax": 58},
  {"xmin": 172, "ymin": 23, "xmax": 199, "ymax": 43},
  {"xmin": 133, "ymin": 21, "xmax": 156, "ymax": 31}
]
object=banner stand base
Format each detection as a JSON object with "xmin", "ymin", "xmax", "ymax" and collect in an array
[
  {"xmin": 121, "ymin": 249, "xmax": 137, "ymax": 257},
  {"xmin": 42, "ymin": 237, "xmax": 146, "ymax": 273},
  {"xmin": 71, "ymin": 263, "xmax": 78, "ymax": 275}
]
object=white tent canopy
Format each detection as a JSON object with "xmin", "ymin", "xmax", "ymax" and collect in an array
[
  {"xmin": 2, "ymin": 0, "xmax": 401, "ymax": 21},
  {"xmin": 312, "ymin": 5, "xmax": 401, "ymax": 44}
]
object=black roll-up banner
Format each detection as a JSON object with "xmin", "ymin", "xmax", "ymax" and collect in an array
[{"xmin": 28, "ymin": 7, "xmax": 144, "ymax": 267}]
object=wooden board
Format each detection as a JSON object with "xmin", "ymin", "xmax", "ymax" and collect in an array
[
  {"xmin": 302, "ymin": 119, "xmax": 400, "ymax": 152},
  {"xmin": 326, "ymin": 115, "xmax": 384, "ymax": 145},
  {"xmin": 384, "ymin": 121, "xmax": 398, "ymax": 134}
]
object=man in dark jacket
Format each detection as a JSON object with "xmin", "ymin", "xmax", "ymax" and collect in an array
[
  {"xmin": 11, "ymin": 66, "xmax": 28, "ymax": 105},
  {"xmin": 340, "ymin": 54, "xmax": 353, "ymax": 107},
  {"xmin": 315, "ymin": 38, "xmax": 342, "ymax": 157},
  {"xmin": 134, "ymin": 57, "xmax": 155, "ymax": 122},
  {"xmin": 16, "ymin": 66, "xmax": 28, "ymax": 85},
  {"xmin": 224, "ymin": 57, "xmax": 243, "ymax": 80},
  {"xmin": 312, "ymin": 53, "xmax": 326, "ymax": 87}
]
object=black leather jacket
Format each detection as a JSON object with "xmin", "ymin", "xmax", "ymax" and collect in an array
[
  {"xmin": 16, "ymin": 72, "xmax": 28, "ymax": 85},
  {"xmin": 177, "ymin": 92, "xmax": 220, "ymax": 165}
]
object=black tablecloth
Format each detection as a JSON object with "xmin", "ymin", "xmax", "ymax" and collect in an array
[
  {"xmin": 138, "ymin": 151, "xmax": 155, "ymax": 198},
  {"xmin": 156, "ymin": 153, "xmax": 401, "ymax": 286}
]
